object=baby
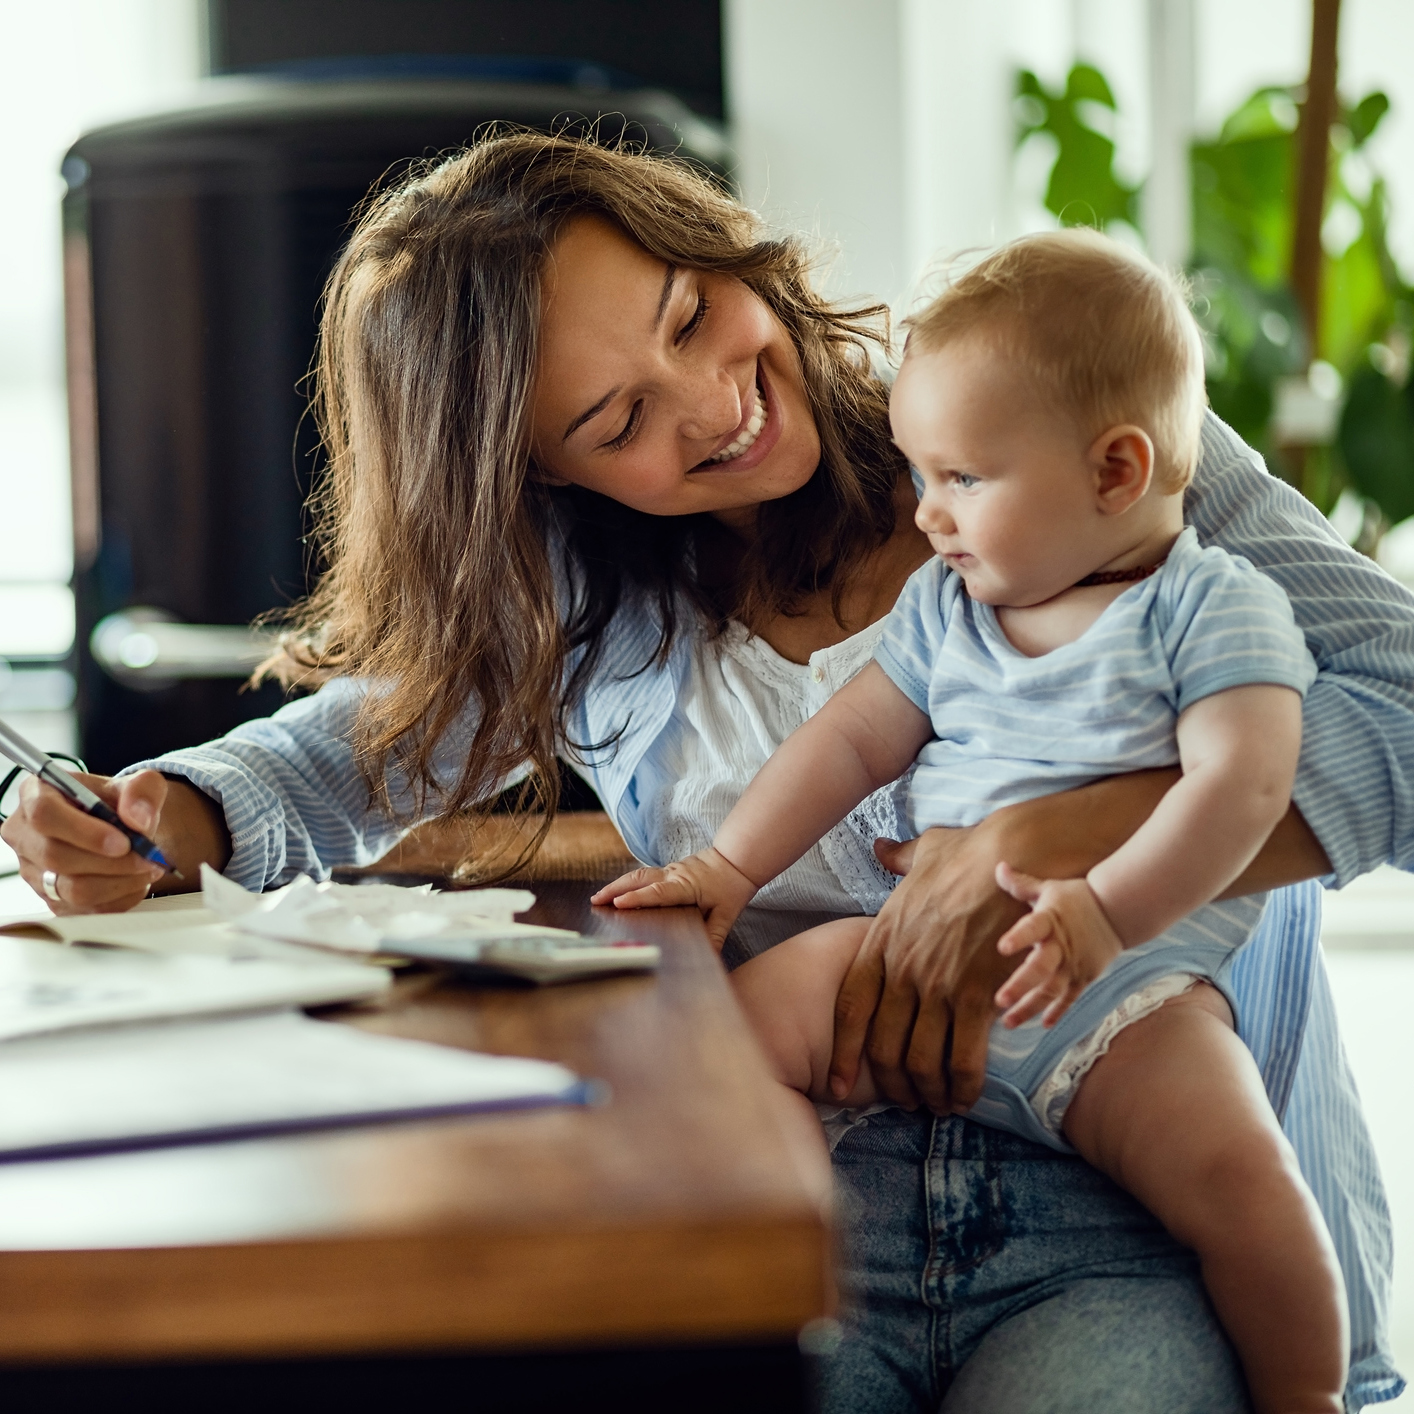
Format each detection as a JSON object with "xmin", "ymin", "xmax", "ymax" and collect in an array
[{"xmin": 595, "ymin": 230, "xmax": 1347, "ymax": 1413}]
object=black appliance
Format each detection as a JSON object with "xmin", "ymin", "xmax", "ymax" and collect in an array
[
  {"xmin": 208, "ymin": 0, "xmax": 725, "ymax": 119},
  {"xmin": 64, "ymin": 78, "xmax": 727, "ymax": 773}
]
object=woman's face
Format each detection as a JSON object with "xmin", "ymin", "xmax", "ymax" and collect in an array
[{"xmin": 531, "ymin": 216, "xmax": 821, "ymax": 528}]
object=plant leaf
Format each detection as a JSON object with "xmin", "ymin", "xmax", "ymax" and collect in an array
[
  {"xmin": 1339, "ymin": 360, "xmax": 1414, "ymax": 525},
  {"xmin": 1346, "ymin": 91, "xmax": 1391, "ymax": 148}
]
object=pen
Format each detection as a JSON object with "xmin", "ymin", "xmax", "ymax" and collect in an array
[{"xmin": 0, "ymin": 713, "xmax": 182, "ymax": 878}]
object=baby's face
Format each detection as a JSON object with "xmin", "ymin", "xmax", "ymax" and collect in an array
[{"xmin": 890, "ymin": 337, "xmax": 1115, "ymax": 607}]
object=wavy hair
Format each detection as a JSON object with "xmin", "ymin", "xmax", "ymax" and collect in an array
[{"xmin": 263, "ymin": 131, "xmax": 905, "ymax": 871}]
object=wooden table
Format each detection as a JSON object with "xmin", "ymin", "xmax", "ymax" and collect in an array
[{"xmin": 0, "ymin": 882, "xmax": 834, "ymax": 1411}]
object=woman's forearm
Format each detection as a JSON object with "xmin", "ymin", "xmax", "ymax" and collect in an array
[
  {"xmin": 1221, "ymin": 805, "xmax": 1330, "ymax": 895},
  {"xmin": 986, "ymin": 767, "xmax": 1331, "ymax": 896},
  {"xmin": 149, "ymin": 778, "xmax": 233, "ymax": 892}
]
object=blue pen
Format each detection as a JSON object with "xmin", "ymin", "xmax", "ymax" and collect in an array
[{"xmin": 0, "ymin": 713, "xmax": 181, "ymax": 877}]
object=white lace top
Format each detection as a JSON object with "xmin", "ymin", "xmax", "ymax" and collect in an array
[{"xmin": 642, "ymin": 617, "xmax": 909, "ymax": 944}]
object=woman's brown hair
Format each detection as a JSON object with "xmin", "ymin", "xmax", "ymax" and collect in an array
[{"xmin": 264, "ymin": 131, "xmax": 905, "ymax": 868}]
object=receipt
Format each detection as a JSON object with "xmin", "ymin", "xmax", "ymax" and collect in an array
[{"xmin": 200, "ymin": 865, "xmax": 573, "ymax": 954}]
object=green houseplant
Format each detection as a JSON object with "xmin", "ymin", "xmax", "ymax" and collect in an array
[{"xmin": 1015, "ymin": 63, "xmax": 1414, "ymax": 535}]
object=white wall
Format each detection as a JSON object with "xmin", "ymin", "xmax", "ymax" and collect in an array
[
  {"xmin": 724, "ymin": 0, "xmax": 908, "ymax": 305},
  {"xmin": 0, "ymin": 0, "xmax": 200, "ymax": 659},
  {"xmin": 0, "ymin": 0, "xmax": 200, "ymax": 818},
  {"xmin": 898, "ymin": 0, "xmax": 1014, "ymax": 306}
]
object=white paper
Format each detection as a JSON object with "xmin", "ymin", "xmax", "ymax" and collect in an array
[
  {"xmin": 0, "ymin": 892, "xmax": 362, "ymax": 965},
  {"xmin": 0, "ymin": 934, "xmax": 388, "ymax": 1042},
  {"xmin": 0, "ymin": 875, "xmax": 659, "ymax": 987},
  {"xmin": 0, "ymin": 1010, "xmax": 583, "ymax": 1160},
  {"xmin": 199, "ymin": 866, "xmax": 575, "ymax": 954},
  {"xmin": 198, "ymin": 870, "xmax": 660, "ymax": 980}
]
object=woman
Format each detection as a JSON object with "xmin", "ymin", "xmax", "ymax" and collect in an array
[{"xmin": 6, "ymin": 135, "xmax": 1409, "ymax": 1411}]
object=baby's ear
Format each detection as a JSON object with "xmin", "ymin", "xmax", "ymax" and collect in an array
[{"xmin": 1089, "ymin": 424, "xmax": 1154, "ymax": 515}]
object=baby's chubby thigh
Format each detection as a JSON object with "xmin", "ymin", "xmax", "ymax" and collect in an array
[
  {"xmin": 1060, "ymin": 979, "xmax": 1268, "ymax": 1198},
  {"xmin": 730, "ymin": 917, "xmax": 874, "ymax": 1102}
]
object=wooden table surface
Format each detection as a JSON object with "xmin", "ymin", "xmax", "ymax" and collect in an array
[{"xmin": 0, "ymin": 883, "xmax": 834, "ymax": 1366}]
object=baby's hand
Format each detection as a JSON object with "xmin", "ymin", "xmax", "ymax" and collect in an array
[
  {"xmin": 991, "ymin": 863, "xmax": 1124, "ymax": 1029},
  {"xmin": 590, "ymin": 848, "xmax": 759, "ymax": 952}
]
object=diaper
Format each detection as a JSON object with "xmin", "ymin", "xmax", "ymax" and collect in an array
[{"xmin": 1028, "ymin": 972, "xmax": 1200, "ymax": 1138}]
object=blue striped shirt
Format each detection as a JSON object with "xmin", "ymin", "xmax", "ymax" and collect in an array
[
  {"xmin": 126, "ymin": 413, "xmax": 1411, "ymax": 1405},
  {"xmin": 875, "ymin": 525, "xmax": 1318, "ymax": 830}
]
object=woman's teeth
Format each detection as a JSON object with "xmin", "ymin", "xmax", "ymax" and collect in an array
[{"xmin": 708, "ymin": 387, "xmax": 767, "ymax": 463}]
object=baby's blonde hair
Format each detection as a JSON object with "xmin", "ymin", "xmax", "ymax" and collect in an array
[{"xmin": 905, "ymin": 229, "xmax": 1206, "ymax": 492}]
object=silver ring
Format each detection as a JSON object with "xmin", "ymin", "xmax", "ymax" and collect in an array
[{"xmin": 41, "ymin": 869, "xmax": 61, "ymax": 903}]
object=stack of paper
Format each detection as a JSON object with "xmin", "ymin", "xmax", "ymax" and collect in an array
[
  {"xmin": 0, "ymin": 1009, "xmax": 586, "ymax": 1162},
  {"xmin": 1, "ymin": 869, "xmax": 661, "ymax": 984},
  {"xmin": 201, "ymin": 867, "xmax": 661, "ymax": 983},
  {"xmin": 0, "ymin": 874, "xmax": 623, "ymax": 1161},
  {"xmin": 0, "ymin": 933, "xmax": 387, "ymax": 1041}
]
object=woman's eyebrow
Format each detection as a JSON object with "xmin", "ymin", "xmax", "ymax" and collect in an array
[
  {"xmin": 654, "ymin": 263, "xmax": 679, "ymax": 328},
  {"xmin": 561, "ymin": 264, "xmax": 679, "ymax": 443},
  {"xmin": 562, "ymin": 387, "xmax": 621, "ymax": 444}
]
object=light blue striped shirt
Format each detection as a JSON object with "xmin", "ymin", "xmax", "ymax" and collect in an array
[
  {"xmin": 870, "ymin": 524, "xmax": 1327, "ymax": 1182},
  {"xmin": 126, "ymin": 413, "xmax": 1411, "ymax": 1406},
  {"xmin": 875, "ymin": 525, "xmax": 1318, "ymax": 829}
]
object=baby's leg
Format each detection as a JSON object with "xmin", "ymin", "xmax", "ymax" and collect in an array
[
  {"xmin": 1063, "ymin": 982, "xmax": 1347, "ymax": 1414},
  {"xmin": 730, "ymin": 917, "xmax": 880, "ymax": 1107}
]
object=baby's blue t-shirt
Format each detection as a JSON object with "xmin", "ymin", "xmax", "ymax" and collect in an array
[
  {"xmin": 874, "ymin": 526, "xmax": 1318, "ymax": 834},
  {"xmin": 870, "ymin": 525, "xmax": 1320, "ymax": 1153}
]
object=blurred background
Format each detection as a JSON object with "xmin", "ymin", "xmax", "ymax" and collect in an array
[{"xmin": 0, "ymin": 0, "xmax": 1411, "ymax": 1399}]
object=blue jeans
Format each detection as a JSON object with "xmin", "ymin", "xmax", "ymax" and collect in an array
[{"xmin": 815, "ymin": 1107, "xmax": 1252, "ymax": 1413}]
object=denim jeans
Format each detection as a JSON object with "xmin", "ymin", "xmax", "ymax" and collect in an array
[{"xmin": 814, "ymin": 1107, "xmax": 1253, "ymax": 1413}]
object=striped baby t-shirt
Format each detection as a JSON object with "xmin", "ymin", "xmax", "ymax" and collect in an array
[{"xmin": 874, "ymin": 526, "xmax": 1318, "ymax": 835}]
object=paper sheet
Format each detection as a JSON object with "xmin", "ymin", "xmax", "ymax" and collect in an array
[
  {"xmin": 200, "ymin": 869, "xmax": 660, "ymax": 981},
  {"xmin": 199, "ymin": 866, "xmax": 563, "ymax": 952},
  {"xmin": 0, "ymin": 873, "xmax": 660, "ymax": 986},
  {"xmin": 0, "ymin": 1009, "xmax": 585, "ymax": 1161},
  {"xmin": 0, "ymin": 933, "xmax": 388, "ymax": 1042}
]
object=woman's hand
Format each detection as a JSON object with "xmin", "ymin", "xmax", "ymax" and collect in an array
[
  {"xmin": 0, "ymin": 770, "xmax": 232, "ymax": 915},
  {"xmin": 2, "ymin": 770, "xmax": 171, "ymax": 914},
  {"xmin": 591, "ymin": 847, "xmax": 758, "ymax": 952},
  {"xmin": 828, "ymin": 823, "xmax": 1028, "ymax": 1112},
  {"xmin": 828, "ymin": 769, "xmax": 1184, "ymax": 1114}
]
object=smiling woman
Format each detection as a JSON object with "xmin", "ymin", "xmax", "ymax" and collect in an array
[
  {"xmin": 258, "ymin": 136, "xmax": 907, "ymax": 857},
  {"xmin": 532, "ymin": 218, "xmax": 814, "ymax": 518}
]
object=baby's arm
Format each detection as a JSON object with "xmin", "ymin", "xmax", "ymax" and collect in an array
[
  {"xmin": 994, "ymin": 683, "xmax": 1303, "ymax": 1026},
  {"xmin": 592, "ymin": 663, "xmax": 932, "ymax": 947}
]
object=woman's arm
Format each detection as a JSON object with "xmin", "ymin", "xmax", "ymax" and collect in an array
[
  {"xmin": 2, "ymin": 675, "xmax": 517, "ymax": 913},
  {"xmin": 1188, "ymin": 411, "xmax": 1414, "ymax": 883},
  {"xmin": 830, "ymin": 766, "xmax": 1335, "ymax": 1115},
  {"xmin": 110, "ymin": 678, "xmax": 433, "ymax": 893}
]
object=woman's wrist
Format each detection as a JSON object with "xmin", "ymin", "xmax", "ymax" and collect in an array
[{"xmin": 149, "ymin": 776, "xmax": 233, "ymax": 892}]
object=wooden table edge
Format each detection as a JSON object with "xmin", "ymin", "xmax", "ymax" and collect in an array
[
  {"xmin": 0, "ymin": 1209, "xmax": 834, "ymax": 1363},
  {"xmin": 0, "ymin": 881, "xmax": 837, "ymax": 1365}
]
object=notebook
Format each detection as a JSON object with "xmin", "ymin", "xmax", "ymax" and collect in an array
[
  {"xmin": 0, "ymin": 1009, "xmax": 589, "ymax": 1162},
  {"xmin": 0, "ymin": 931, "xmax": 389, "ymax": 1042}
]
